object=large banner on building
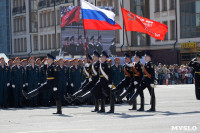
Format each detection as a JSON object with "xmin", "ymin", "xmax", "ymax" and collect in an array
[{"xmin": 60, "ymin": 6, "xmax": 117, "ymax": 57}]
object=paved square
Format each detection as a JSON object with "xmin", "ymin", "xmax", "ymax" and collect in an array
[{"xmin": 0, "ymin": 85, "xmax": 200, "ymax": 133}]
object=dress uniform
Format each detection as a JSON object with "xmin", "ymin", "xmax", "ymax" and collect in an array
[
  {"xmin": 128, "ymin": 52, "xmax": 156, "ymax": 112},
  {"xmin": 7, "ymin": 59, "xmax": 13, "ymax": 107},
  {"xmin": 76, "ymin": 35, "xmax": 84, "ymax": 56},
  {"xmin": 95, "ymin": 35, "xmax": 103, "ymax": 54},
  {"xmin": 87, "ymin": 36, "xmax": 95, "ymax": 55},
  {"xmin": 65, "ymin": 54, "xmax": 93, "ymax": 102},
  {"xmin": 109, "ymin": 38, "xmax": 116, "ymax": 56},
  {"xmin": 188, "ymin": 54, "xmax": 200, "ymax": 100},
  {"xmin": 69, "ymin": 58, "xmax": 84, "ymax": 94},
  {"xmin": 62, "ymin": 37, "xmax": 69, "ymax": 56},
  {"xmin": 77, "ymin": 51, "xmax": 113, "ymax": 113},
  {"xmin": 117, "ymin": 52, "xmax": 144, "ymax": 111},
  {"xmin": 68, "ymin": 36, "xmax": 76, "ymax": 56},
  {"xmin": 26, "ymin": 56, "xmax": 40, "ymax": 106},
  {"xmin": 11, "ymin": 57, "xmax": 25, "ymax": 107},
  {"xmin": 22, "ymin": 54, "xmax": 62, "ymax": 114},
  {"xmin": 0, "ymin": 58, "xmax": 10, "ymax": 108},
  {"xmin": 56, "ymin": 58, "xmax": 68, "ymax": 104}
]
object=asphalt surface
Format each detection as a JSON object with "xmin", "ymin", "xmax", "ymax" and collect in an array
[{"xmin": 0, "ymin": 84, "xmax": 200, "ymax": 133}]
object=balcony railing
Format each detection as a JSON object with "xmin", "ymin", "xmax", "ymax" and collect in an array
[
  {"xmin": 38, "ymin": 0, "xmax": 74, "ymax": 10},
  {"xmin": 12, "ymin": 6, "xmax": 26, "ymax": 15}
]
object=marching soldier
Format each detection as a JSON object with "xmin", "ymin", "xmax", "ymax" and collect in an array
[
  {"xmin": 116, "ymin": 52, "xmax": 144, "ymax": 111},
  {"xmin": 7, "ymin": 59, "xmax": 13, "ymax": 107},
  {"xmin": 188, "ymin": 54, "xmax": 200, "ymax": 100},
  {"xmin": 11, "ymin": 57, "xmax": 25, "ymax": 108},
  {"xmin": 66, "ymin": 51, "xmax": 101, "ymax": 112},
  {"xmin": 76, "ymin": 35, "xmax": 84, "ymax": 56},
  {"xmin": 22, "ymin": 54, "xmax": 62, "ymax": 114},
  {"xmin": 35, "ymin": 58, "xmax": 41, "ymax": 67},
  {"xmin": 87, "ymin": 36, "xmax": 95, "ymax": 55},
  {"xmin": 109, "ymin": 38, "xmax": 116, "ymax": 56},
  {"xmin": 128, "ymin": 52, "xmax": 156, "ymax": 112},
  {"xmin": 56, "ymin": 58, "xmax": 68, "ymax": 104},
  {"xmin": 95, "ymin": 35, "xmax": 103, "ymax": 54},
  {"xmin": 0, "ymin": 57, "xmax": 10, "ymax": 108},
  {"xmin": 26, "ymin": 56, "xmax": 40, "ymax": 107},
  {"xmin": 77, "ymin": 51, "xmax": 113, "ymax": 113},
  {"xmin": 68, "ymin": 36, "xmax": 76, "ymax": 57},
  {"xmin": 65, "ymin": 54, "xmax": 93, "ymax": 103}
]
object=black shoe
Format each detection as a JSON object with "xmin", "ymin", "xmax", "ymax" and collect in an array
[
  {"xmin": 107, "ymin": 110, "xmax": 114, "ymax": 113},
  {"xmin": 91, "ymin": 109, "xmax": 99, "ymax": 112},
  {"xmin": 137, "ymin": 107, "xmax": 144, "ymax": 111},
  {"xmin": 98, "ymin": 109, "xmax": 105, "ymax": 113},
  {"xmin": 146, "ymin": 108, "xmax": 156, "ymax": 112},
  {"xmin": 53, "ymin": 111, "xmax": 62, "ymax": 114},
  {"xmin": 64, "ymin": 95, "xmax": 72, "ymax": 103},
  {"xmin": 127, "ymin": 100, "xmax": 133, "ymax": 105},
  {"xmin": 67, "ymin": 93, "xmax": 76, "ymax": 101},
  {"xmin": 129, "ymin": 107, "xmax": 137, "ymax": 110}
]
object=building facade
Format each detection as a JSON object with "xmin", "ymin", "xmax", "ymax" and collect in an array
[{"xmin": 0, "ymin": 0, "xmax": 11, "ymax": 54}]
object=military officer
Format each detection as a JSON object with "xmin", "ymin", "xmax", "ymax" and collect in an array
[
  {"xmin": 22, "ymin": 54, "xmax": 62, "ymax": 114},
  {"xmin": 62, "ymin": 37, "xmax": 69, "ymax": 56},
  {"xmin": 68, "ymin": 36, "xmax": 76, "ymax": 57},
  {"xmin": 7, "ymin": 59, "xmax": 13, "ymax": 107},
  {"xmin": 11, "ymin": 57, "xmax": 25, "ymax": 108},
  {"xmin": 95, "ymin": 35, "xmax": 103, "ymax": 54},
  {"xmin": 56, "ymin": 58, "xmax": 68, "ymax": 104},
  {"xmin": 76, "ymin": 35, "xmax": 84, "ymax": 56},
  {"xmin": 109, "ymin": 38, "xmax": 116, "ymax": 56},
  {"xmin": 128, "ymin": 52, "xmax": 156, "ymax": 112},
  {"xmin": 0, "ymin": 57, "xmax": 10, "ymax": 108},
  {"xmin": 77, "ymin": 51, "xmax": 113, "ymax": 113},
  {"xmin": 69, "ymin": 58, "xmax": 84, "ymax": 94},
  {"xmin": 188, "ymin": 53, "xmax": 200, "ymax": 100},
  {"xmin": 87, "ymin": 36, "xmax": 95, "ymax": 55},
  {"xmin": 26, "ymin": 56, "xmax": 40, "ymax": 107}
]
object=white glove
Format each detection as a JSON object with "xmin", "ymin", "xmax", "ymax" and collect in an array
[
  {"xmin": 25, "ymin": 83, "xmax": 28, "ymax": 86},
  {"xmin": 134, "ymin": 81, "xmax": 138, "ymax": 85},
  {"xmin": 108, "ymin": 85, "xmax": 112, "ymax": 88},
  {"xmin": 38, "ymin": 83, "xmax": 40, "ymax": 85},
  {"xmin": 7, "ymin": 83, "xmax": 10, "ymax": 87},
  {"xmin": 89, "ymin": 78, "xmax": 92, "ymax": 82},
  {"xmin": 23, "ymin": 84, "xmax": 25, "ymax": 87},
  {"xmin": 53, "ymin": 87, "xmax": 57, "ymax": 91},
  {"xmin": 71, "ymin": 83, "xmax": 74, "ymax": 87},
  {"xmin": 150, "ymin": 84, "xmax": 154, "ymax": 88},
  {"xmin": 66, "ymin": 82, "xmax": 68, "ymax": 86},
  {"xmin": 12, "ymin": 85, "xmax": 15, "ymax": 88}
]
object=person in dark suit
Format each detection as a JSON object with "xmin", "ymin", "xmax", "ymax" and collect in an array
[
  {"xmin": 109, "ymin": 38, "xmax": 116, "ymax": 56},
  {"xmin": 95, "ymin": 35, "xmax": 103, "ymax": 54},
  {"xmin": 87, "ymin": 36, "xmax": 95, "ymax": 55},
  {"xmin": 63, "ymin": 37, "xmax": 69, "ymax": 56},
  {"xmin": 76, "ymin": 35, "xmax": 84, "ymax": 56},
  {"xmin": 68, "ymin": 36, "xmax": 76, "ymax": 57}
]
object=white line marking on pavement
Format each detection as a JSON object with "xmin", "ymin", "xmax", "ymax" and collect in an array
[{"xmin": 15, "ymin": 128, "xmax": 96, "ymax": 133}]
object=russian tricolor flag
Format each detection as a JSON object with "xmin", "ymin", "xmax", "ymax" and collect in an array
[{"xmin": 81, "ymin": 0, "xmax": 122, "ymax": 30}]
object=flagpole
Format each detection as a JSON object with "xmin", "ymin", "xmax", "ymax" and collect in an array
[{"xmin": 120, "ymin": 1, "xmax": 131, "ymax": 55}]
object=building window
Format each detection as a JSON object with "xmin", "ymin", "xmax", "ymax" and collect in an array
[
  {"xmin": 47, "ymin": 11, "xmax": 50, "ymax": 27},
  {"xmin": 51, "ymin": 11, "xmax": 55, "ymax": 26},
  {"xmin": 40, "ymin": 13, "xmax": 42, "ymax": 28},
  {"xmin": 48, "ymin": 34, "xmax": 51, "ymax": 49},
  {"xmin": 33, "ymin": 35, "xmax": 38, "ymax": 51},
  {"xmin": 17, "ymin": 39, "xmax": 20, "ymax": 52},
  {"xmin": 40, "ymin": 35, "xmax": 43, "ymax": 50},
  {"xmin": 170, "ymin": 20, "xmax": 176, "ymax": 40},
  {"xmin": 29, "ymin": 0, "xmax": 38, "ymax": 33},
  {"xmin": 163, "ymin": 21, "xmax": 168, "ymax": 40},
  {"xmin": 57, "ymin": 10, "xmax": 60, "ymax": 25},
  {"xmin": 24, "ymin": 38, "xmax": 27, "ymax": 52},
  {"xmin": 180, "ymin": 0, "xmax": 200, "ymax": 38},
  {"xmin": 21, "ymin": 38, "xmax": 24, "ymax": 52},
  {"xmin": 169, "ymin": 0, "xmax": 175, "ymax": 10},
  {"xmin": 43, "ymin": 12, "xmax": 46, "ymax": 27},
  {"xmin": 162, "ymin": 0, "xmax": 167, "ymax": 11},
  {"xmin": 14, "ymin": 39, "xmax": 17, "ymax": 53},
  {"xmin": 44, "ymin": 35, "xmax": 47, "ymax": 50},
  {"xmin": 155, "ymin": 0, "xmax": 160, "ymax": 12},
  {"xmin": 52, "ymin": 34, "xmax": 55, "ymax": 49},
  {"xmin": 57, "ymin": 33, "xmax": 60, "ymax": 48}
]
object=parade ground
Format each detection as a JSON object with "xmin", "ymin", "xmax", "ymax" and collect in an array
[{"xmin": 0, "ymin": 84, "xmax": 200, "ymax": 133}]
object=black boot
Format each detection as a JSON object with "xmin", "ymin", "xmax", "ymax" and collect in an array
[
  {"xmin": 22, "ymin": 89, "xmax": 39, "ymax": 100},
  {"xmin": 91, "ymin": 98, "xmax": 99, "ymax": 112},
  {"xmin": 64, "ymin": 95, "xmax": 72, "ymax": 103},
  {"xmin": 107, "ymin": 97, "xmax": 115, "ymax": 113},
  {"xmin": 127, "ymin": 92, "xmax": 139, "ymax": 105},
  {"xmin": 129, "ymin": 99, "xmax": 137, "ymax": 110},
  {"xmin": 137, "ymin": 98, "xmax": 144, "ymax": 111},
  {"xmin": 53, "ymin": 101, "xmax": 62, "ymax": 114},
  {"xmin": 147, "ymin": 98, "xmax": 156, "ymax": 112},
  {"xmin": 76, "ymin": 91, "xmax": 92, "ymax": 103},
  {"xmin": 98, "ymin": 99, "xmax": 105, "ymax": 113}
]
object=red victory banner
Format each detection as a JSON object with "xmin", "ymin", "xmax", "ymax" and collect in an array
[
  {"xmin": 121, "ymin": 7, "xmax": 168, "ymax": 40},
  {"xmin": 61, "ymin": 6, "xmax": 80, "ymax": 28}
]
